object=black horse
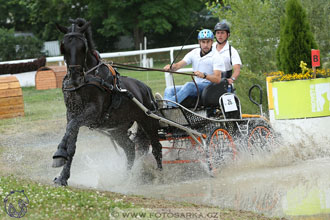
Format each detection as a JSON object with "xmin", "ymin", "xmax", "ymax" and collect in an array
[{"xmin": 52, "ymin": 18, "xmax": 162, "ymax": 186}]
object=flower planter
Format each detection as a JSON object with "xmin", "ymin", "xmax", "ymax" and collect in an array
[{"xmin": 267, "ymin": 77, "xmax": 330, "ymax": 119}]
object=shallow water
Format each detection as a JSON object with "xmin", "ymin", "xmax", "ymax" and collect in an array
[{"xmin": 1, "ymin": 120, "xmax": 330, "ymax": 219}]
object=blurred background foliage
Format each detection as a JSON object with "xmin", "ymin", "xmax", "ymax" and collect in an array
[{"xmin": 0, "ymin": 0, "xmax": 329, "ymax": 73}]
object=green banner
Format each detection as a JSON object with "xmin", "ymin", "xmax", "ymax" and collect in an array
[{"xmin": 272, "ymin": 78, "xmax": 330, "ymax": 119}]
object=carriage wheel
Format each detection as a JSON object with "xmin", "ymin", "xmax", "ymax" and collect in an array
[
  {"xmin": 248, "ymin": 124, "xmax": 274, "ymax": 153},
  {"xmin": 206, "ymin": 127, "xmax": 236, "ymax": 176}
]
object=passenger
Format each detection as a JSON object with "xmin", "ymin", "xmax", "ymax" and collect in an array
[
  {"xmin": 213, "ymin": 20, "xmax": 242, "ymax": 92},
  {"xmin": 156, "ymin": 29, "xmax": 225, "ymax": 107}
]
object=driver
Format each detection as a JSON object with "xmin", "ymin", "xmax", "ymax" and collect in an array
[{"xmin": 156, "ymin": 29, "xmax": 225, "ymax": 107}]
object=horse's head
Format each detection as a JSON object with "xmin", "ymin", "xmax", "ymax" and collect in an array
[{"xmin": 56, "ymin": 19, "xmax": 91, "ymax": 87}]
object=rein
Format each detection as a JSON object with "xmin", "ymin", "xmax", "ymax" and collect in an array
[
  {"xmin": 110, "ymin": 62, "xmax": 195, "ymax": 76},
  {"xmin": 110, "ymin": 61, "xmax": 200, "ymax": 111}
]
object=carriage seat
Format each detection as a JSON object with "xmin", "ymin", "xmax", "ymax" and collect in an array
[{"xmin": 180, "ymin": 79, "xmax": 228, "ymax": 108}]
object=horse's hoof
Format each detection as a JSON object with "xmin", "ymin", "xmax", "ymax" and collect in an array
[
  {"xmin": 52, "ymin": 149, "xmax": 68, "ymax": 160},
  {"xmin": 52, "ymin": 157, "xmax": 67, "ymax": 168},
  {"xmin": 53, "ymin": 177, "xmax": 68, "ymax": 186}
]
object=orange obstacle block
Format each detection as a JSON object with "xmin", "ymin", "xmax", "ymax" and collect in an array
[
  {"xmin": 51, "ymin": 66, "xmax": 67, "ymax": 88},
  {"xmin": 0, "ymin": 76, "xmax": 24, "ymax": 119},
  {"xmin": 35, "ymin": 66, "xmax": 67, "ymax": 90}
]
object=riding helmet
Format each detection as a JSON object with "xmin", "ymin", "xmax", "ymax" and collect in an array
[
  {"xmin": 214, "ymin": 21, "xmax": 230, "ymax": 33},
  {"xmin": 197, "ymin": 29, "xmax": 214, "ymax": 40}
]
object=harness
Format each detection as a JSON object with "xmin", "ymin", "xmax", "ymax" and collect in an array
[
  {"xmin": 60, "ymin": 22, "xmax": 138, "ymax": 128},
  {"xmin": 63, "ymin": 62, "xmax": 119, "ymax": 93},
  {"xmin": 61, "ymin": 29, "xmax": 120, "ymax": 93},
  {"xmin": 61, "ymin": 34, "xmax": 124, "ymax": 115},
  {"xmin": 225, "ymin": 45, "xmax": 233, "ymax": 78},
  {"xmin": 63, "ymin": 60, "xmax": 125, "ymax": 124}
]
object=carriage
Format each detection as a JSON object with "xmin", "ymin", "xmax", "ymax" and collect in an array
[
  {"xmin": 130, "ymin": 80, "xmax": 274, "ymax": 176},
  {"xmin": 52, "ymin": 18, "xmax": 275, "ymax": 186}
]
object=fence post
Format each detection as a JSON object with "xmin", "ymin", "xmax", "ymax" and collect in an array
[
  {"xmin": 143, "ymin": 36, "xmax": 147, "ymax": 67},
  {"xmin": 139, "ymin": 43, "xmax": 142, "ymax": 66},
  {"xmin": 165, "ymin": 48, "xmax": 175, "ymax": 88}
]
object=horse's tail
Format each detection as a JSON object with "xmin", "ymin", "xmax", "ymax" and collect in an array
[{"xmin": 146, "ymin": 86, "xmax": 158, "ymax": 111}]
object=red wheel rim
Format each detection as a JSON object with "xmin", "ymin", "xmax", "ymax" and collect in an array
[
  {"xmin": 208, "ymin": 128, "xmax": 236, "ymax": 174},
  {"xmin": 248, "ymin": 126, "xmax": 273, "ymax": 150}
]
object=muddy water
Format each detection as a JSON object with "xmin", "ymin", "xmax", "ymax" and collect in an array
[{"xmin": 1, "ymin": 120, "xmax": 330, "ymax": 219}]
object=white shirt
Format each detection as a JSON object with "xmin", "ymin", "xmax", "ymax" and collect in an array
[
  {"xmin": 183, "ymin": 48, "xmax": 225, "ymax": 83},
  {"xmin": 212, "ymin": 41, "xmax": 242, "ymax": 71}
]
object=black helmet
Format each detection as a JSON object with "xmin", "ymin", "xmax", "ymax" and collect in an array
[{"xmin": 214, "ymin": 21, "xmax": 230, "ymax": 33}]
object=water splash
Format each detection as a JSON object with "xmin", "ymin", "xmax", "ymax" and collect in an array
[{"xmin": 1, "ymin": 118, "xmax": 330, "ymax": 218}]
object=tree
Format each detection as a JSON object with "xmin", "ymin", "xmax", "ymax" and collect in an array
[
  {"xmin": 0, "ymin": 0, "xmax": 30, "ymax": 31},
  {"xmin": 0, "ymin": 28, "xmax": 16, "ymax": 61},
  {"xmin": 18, "ymin": 0, "xmax": 205, "ymax": 51},
  {"xmin": 22, "ymin": 0, "xmax": 88, "ymax": 40},
  {"xmin": 86, "ymin": 0, "xmax": 204, "ymax": 50},
  {"xmin": 301, "ymin": 0, "xmax": 330, "ymax": 64},
  {"xmin": 0, "ymin": 28, "xmax": 44, "ymax": 61},
  {"xmin": 207, "ymin": 0, "xmax": 285, "ymax": 74},
  {"xmin": 276, "ymin": 0, "xmax": 318, "ymax": 73}
]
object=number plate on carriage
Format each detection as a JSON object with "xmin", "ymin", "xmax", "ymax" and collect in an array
[{"xmin": 223, "ymin": 94, "xmax": 238, "ymax": 112}]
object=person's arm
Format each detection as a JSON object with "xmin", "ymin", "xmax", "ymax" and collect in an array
[
  {"xmin": 195, "ymin": 52, "xmax": 224, "ymax": 83},
  {"xmin": 194, "ymin": 70, "xmax": 222, "ymax": 83},
  {"xmin": 163, "ymin": 60, "xmax": 187, "ymax": 72},
  {"xmin": 227, "ymin": 64, "xmax": 240, "ymax": 85},
  {"xmin": 227, "ymin": 48, "xmax": 242, "ymax": 84}
]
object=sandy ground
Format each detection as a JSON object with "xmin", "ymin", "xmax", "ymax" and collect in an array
[{"xmin": 1, "ymin": 117, "xmax": 330, "ymax": 219}]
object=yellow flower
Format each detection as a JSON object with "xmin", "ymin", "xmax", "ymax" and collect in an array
[{"xmin": 267, "ymin": 68, "xmax": 329, "ymax": 82}]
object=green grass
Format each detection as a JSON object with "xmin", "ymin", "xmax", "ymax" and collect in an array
[
  {"xmin": 0, "ymin": 87, "xmax": 65, "ymax": 133},
  {"xmin": 22, "ymin": 87, "xmax": 66, "ymax": 119},
  {"xmin": 0, "ymin": 175, "xmax": 132, "ymax": 219}
]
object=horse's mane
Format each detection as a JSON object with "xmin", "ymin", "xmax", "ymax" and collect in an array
[{"xmin": 70, "ymin": 18, "xmax": 96, "ymax": 51}]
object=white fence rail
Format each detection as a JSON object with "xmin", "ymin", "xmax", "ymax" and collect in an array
[
  {"xmin": 0, "ymin": 44, "xmax": 199, "ymax": 64},
  {"xmin": 0, "ymin": 44, "xmax": 199, "ymax": 87}
]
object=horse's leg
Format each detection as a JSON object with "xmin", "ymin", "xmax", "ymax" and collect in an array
[
  {"xmin": 138, "ymin": 120, "xmax": 163, "ymax": 170},
  {"xmin": 134, "ymin": 125, "xmax": 150, "ymax": 157},
  {"xmin": 151, "ymin": 139, "xmax": 163, "ymax": 170},
  {"xmin": 53, "ymin": 134, "xmax": 78, "ymax": 186},
  {"xmin": 110, "ymin": 128, "xmax": 136, "ymax": 170},
  {"xmin": 52, "ymin": 118, "xmax": 79, "ymax": 167},
  {"xmin": 52, "ymin": 119, "xmax": 80, "ymax": 186}
]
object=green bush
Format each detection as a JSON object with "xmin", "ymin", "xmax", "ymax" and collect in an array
[
  {"xmin": 276, "ymin": 0, "xmax": 318, "ymax": 74},
  {"xmin": 0, "ymin": 28, "xmax": 16, "ymax": 61},
  {"xmin": 0, "ymin": 28, "xmax": 45, "ymax": 61}
]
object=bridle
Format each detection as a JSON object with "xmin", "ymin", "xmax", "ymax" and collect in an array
[
  {"xmin": 62, "ymin": 31, "xmax": 89, "ymax": 75},
  {"xmin": 61, "ymin": 30, "xmax": 119, "ymax": 93}
]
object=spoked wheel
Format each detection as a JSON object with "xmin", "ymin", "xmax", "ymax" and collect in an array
[
  {"xmin": 248, "ymin": 123, "xmax": 274, "ymax": 153},
  {"xmin": 206, "ymin": 127, "xmax": 236, "ymax": 176}
]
